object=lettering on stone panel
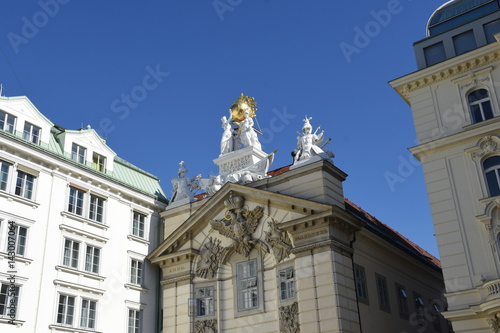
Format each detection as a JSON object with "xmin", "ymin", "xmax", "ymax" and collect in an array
[
  {"xmin": 210, "ymin": 191, "xmax": 264, "ymax": 257},
  {"xmin": 294, "ymin": 228, "xmax": 329, "ymax": 242},
  {"xmin": 195, "ymin": 319, "xmax": 217, "ymax": 333},
  {"xmin": 196, "ymin": 237, "xmax": 225, "ymax": 279},
  {"xmin": 265, "ymin": 218, "xmax": 292, "ymax": 263},
  {"xmin": 166, "ymin": 263, "xmax": 189, "ymax": 276},
  {"xmin": 279, "ymin": 302, "xmax": 300, "ymax": 333}
]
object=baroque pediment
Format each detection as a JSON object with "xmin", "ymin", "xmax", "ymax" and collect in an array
[{"xmin": 148, "ymin": 182, "xmax": 335, "ymax": 265}]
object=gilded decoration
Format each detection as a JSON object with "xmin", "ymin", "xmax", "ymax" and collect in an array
[
  {"xmin": 230, "ymin": 93, "xmax": 257, "ymax": 122},
  {"xmin": 194, "ymin": 319, "xmax": 217, "ymax": 333},
  {"xmin": 210, "ymin": 191, "xmax": 264, "ymax": 257},
  {"xmin": 196, "ymin": 237, "xmax": 225, "ymax": 279},
  {"xmin": 279, "ymin": 302, "xmax": 300, "ymax": 333},
  {"xmin": 265, "ymin": 218, "xmax": 292, "ymax": 263}
]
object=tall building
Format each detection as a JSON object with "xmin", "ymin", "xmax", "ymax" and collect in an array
[
  {"xmin": 149, "ymin": 96, "xmax": 452, "ymax": 333},
  {"xmin": 0, "ymin": 96, "xmax": 167, "ymax": 332},
  {"xmin": 390, "ymin": 0, "xmax": 500, "ymax": 331}
]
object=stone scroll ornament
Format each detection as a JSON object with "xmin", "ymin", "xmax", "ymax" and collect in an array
[
  {"xmin": 196, "ymin": 237, "xmax": 225, "ymax": 279},
  {"xmin": 279, "ymin": 302, "xmax": 300, "ymax": 333},
  {"xmin": 210, "ymin": 191, "xmax": 264, "ymax": 257},
  {"xmin": 265, "ymin": 218, "xmax": 292, "ymax": 263},
  {"xmin": 195, "ymin": 319, "xmax": 217, "ymax": 333}
]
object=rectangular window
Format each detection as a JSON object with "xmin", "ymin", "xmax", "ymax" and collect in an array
[
  {"xmin": 237, "ymin": 259, "xmax": 258, "ymax": 311},
  {"xmin": 71, "ymin": 143, "xmax": 86, "ymax": 164},
  {"xmin": 10, "ymin": 225, "xmax": 28, "ymax": 256},
  {"xmin": 23, "ymin": 122, "xmax": 41, "ymax": 144},
  {"xmin": 89, "ymin": 195, "xmax": 104, "ymax": 223},
  {"xmin": 0, "ymin": 160, "xmax": 11, "ymax": 191},
  {"xmin": 92, "ymin": 152, "xmax": 106, "ymax": 172},
  {"xmin": 57, "ymin": 294, "xmax": 75, "ymax": 325},
  {"xmin": 0, "ymin": 283, "xmax": 19, "ymax": 317},
  {"xmin": 0, "ymin": 110, "xmax": 16, "ymax": 134},
  {"xmin": 484, "ymin": 19, "xmax": 500, "ymax": 44},
  {"xmin": 279, "ymin": 267, "xmax": 295, "ymax": 301},
  {"xmin": 128, "ymin": 309, "xmax": 141, "ymax": 333},
  {"xmin": 84, "ymin": 245, "xmax": 100, "ymax": 274},
  {"xmin": 376, "ymin": 274, "xmax": 390, "ymax": 312},
  {"xmin": 15, "ymin": 171, "xmax": 34, "ymax": 200},
  {"xmin": 80, "ymin": 299, "xmax": 96, "ymax": 329},
  {"xmin": 132, "ymin": 212, "xmax": 145, "ymax": 238},
  {"xmin": 63, "ymin": 239, "xmax": 80, "ymax": 269},
  {"xmin": 453, "ymin": 30, "xmax": 477, "ymax": 56},
  {"xmin": 68, "ymin": 186, "xmax": 85, "ymax": 216},
  {"xmin": 396, "ymin": 285, "xmax": 409, "ymax": 317},
  {"xmin": 424, "ymin": 42, "xmax": 446, "ymax": 67},
  {"xmin": 354, "ymin": 265, "xmax": 368, "ymax": 303},
  {"xmin": 130, "ymin": 259, "xmax": 143, "ymax": 285},
  {"xmin": 196, "ymin": 287, "xmax": 215, "ymax": 317}
]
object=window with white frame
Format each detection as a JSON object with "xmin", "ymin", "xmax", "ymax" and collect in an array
[
  {"xmin": 195, "ymin": 287, "xmax": 214, "ymax": 317},
  {"xmin": 484, "ymin": 156, "xmax": 500, "ymax": 197},
  {"xmin": 279, "ymin": 267, "xmax": 295, "ymax": 301},
  {"xmin": 84, "ymin": 245, "xmax": 100, "ymax": 274},
  {"xmin": 22, "ymin": 122, "xmax": 41, "ymax": 144},
  {"xmin": 0, "ymin": 283, "xmax": 20, "ymax": 318},
  {"xmin": 68, "ymin": 186, "xmax": 85, "ymax": 216},
  {"xmin": 132, "ymin": 211, "xmax": 146, "ymax": 238},
  {"xmin": 0, "ymin": 110, "xmax": 16, "ymax": 134},
  {"xmin": 130, "ymin": 259, "xmax": 143, "ymax": 286},
  {"xmin": 237, "ymin": 259, "xmax": 258, "ymax": 311},
  {"xmin": 0, "ymin": 160, "xmax": 11, "ymax": 191},
  {"xmin": 92, "ymin": 152, "xmax": 106, "ymax": 172},
  {"xmin": 71, "ymin": 143, "xmax": 87, "ymax": 164},
  {"xmin": 375, "ymin": 274, "xmax": 390, "ymax": 312},
  {"xmin": 15, "ymin": 171, "xmax": 35, "ymax": 200},
  {"xmin": 396, "ymin": 284, "xmax": 409, "ymax": 317},
  {"xmin": 89, "ymin": 194, "xmax": 104, "ymax": 223},
  {"xmin": 80, "ymin": 298, "xmax": 96, "ymax": 329},
  {"xmin": 62, "ymin": 238, "xmax": 80, "ymax": 269},
  {"xmin": 354, "ymin": 264, "xmax": 368, "ymax": 303},
  {"xmin": 9, "ymin": 224, "xmax": 27, "ymax": 256},
  {"xmin": 469, "ymin": 88, "xmax": 494, "ymax": 123},
  {"xmin": 56, "ymin": 294, "xmax": 75, "ymax": 325},
  {"xmin": 128, "ymin": 309, "xmax": 141, "ymax": 333}
]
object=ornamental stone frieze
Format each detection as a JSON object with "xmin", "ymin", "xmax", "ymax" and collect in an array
[
  {"xmin": 210, "ymin": 191, "xmax": 264, "ymax": 257},
  {"xmin": 471, "ymin": 135, "xmax": 500, "ymax": 159},
  {"xmin": 265, "ymin": 218, "xmax": 292, "ymax": 263},
  {"xmin": 196, "ymin": 237, "xmax": 225, "ymax": 279},
  {"xmin": 195, "ymin": 319, "xmax": 217, "ymax": 333},
  {"xmin": 279, "ymin": 302, "xmax": 300, "ymax": 333}
]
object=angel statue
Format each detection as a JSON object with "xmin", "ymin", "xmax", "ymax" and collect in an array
[
  {"xmin": 210, "ymin": 191, "xmax": 264, "ymax": 257},
  {"xmin": 170, "ymin": 161, "xmax": 201, "ymax": 203},
  {"xmin": 293, "ymin": 116, "xmax": 334, "ymax": 165}
]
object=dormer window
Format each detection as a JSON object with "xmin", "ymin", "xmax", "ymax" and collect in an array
[
  {"xmin": 0, "ymin": 110, "xmax": 16, "ymax": 134},
  {"xmin": 23, "ymin": 122, "xmax": 41, "ymax": 144},
  {"xmin": 71, "ymin": 143, "xmax": 86, "ymax": 164},
  {"xmin": 92, "ymin": 152, "xmax": 106, "ymax": 172},
  {"xmin": 468, "ymin": 89, "xmax": 494, "ymax": 123}
]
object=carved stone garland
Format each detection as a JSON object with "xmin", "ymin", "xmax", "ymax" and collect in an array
[
  {"xmin": 210, "ymin": 191, "xmax": 264, "ymax": 257},
  {"xmin": 195, "ymin": 319, "xmax": 217, "ymax": 333},
  {"xmin": 196, "ymin": 237, "xmax": 226, "ymax": 279},
  {"xmin": 265, "ymin": 218, "xmax": 292, "ymax": 263},
  {"xmin": 279, "ymin": 302, "xmax": 300, "ymax": 333}
]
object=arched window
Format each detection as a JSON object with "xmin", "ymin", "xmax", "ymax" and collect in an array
[
  {"xmin": 483, "ymin": 156, "xmax": 500, "ymax": 197},
  {"xmin": 469, "ymin": 89, "xmax": 494, "ymax": 123}
]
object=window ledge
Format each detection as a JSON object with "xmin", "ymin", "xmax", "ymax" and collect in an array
[
  {"xmin": 0, "ymin": 252, "xmax": 33, "ymax": 265},
  {"xmin": 127, "ymin": 234, "xmax": 150, "ymax": 245},
  {"xmin": 55, "ymin": 265, "xmax": 106, "ymax": 282},
  {"xmin": 124, "ymin": 283, "xmax": 149, "ymax": 293},
  {"xmin": 463, "ymin": 115, "xmax": 500, "ymax": 131},
  {"xmin": 0, "ymin": 316, "xmax": 25, "ymax": 327},
  {"xmin": 0, "ymin": 190, "xmax": 39, "ymax": 208},
  {"xmin": 48, "ymin": 324, "xmax": 103, "ymax": 333},
  {"xmin": 61, "ymin": 211, "xmax": 109, "ymax": 231}
]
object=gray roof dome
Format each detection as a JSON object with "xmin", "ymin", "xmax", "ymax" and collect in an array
[{"xmin": 427, "ymin": 0, "xmax": 500, "ymax": 36}]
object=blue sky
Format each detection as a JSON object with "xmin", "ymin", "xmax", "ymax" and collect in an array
[{"xmin": 0, "ymin": 0, "xmax": 446, "ymax": 257}]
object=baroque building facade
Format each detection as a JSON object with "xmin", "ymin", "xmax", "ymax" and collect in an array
[
  {"xmin": 0, "ymin": 96, "xmax": 167, "ymax": 332},
  {"xmin": 150, "ymin": 97, "xmax": 453, "ymax": 333},
  {"xmin": 390, "ymin": 0, "xmax": 500, "ymax": 332}
]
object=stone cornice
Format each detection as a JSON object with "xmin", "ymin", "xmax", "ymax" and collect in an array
[
  {"xmin": 292, "ymin": 238, "xmax": 353, "ymax": 255},
  {"xmin": 390, "ymin": 43, "xmax": 500, "ymax": 104},
  {"xmin": 160, "ymin": 273, "xmax": 193, "ymax": 286}
]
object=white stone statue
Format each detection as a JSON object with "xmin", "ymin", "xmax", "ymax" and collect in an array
[
  {"xmin": 220, "ymin": 116, "xmax": 233, "ymax": 156},
  {"xmin": 170, "ymin": 161, "xmax": 201, "ymax": 204},
  {"xmin": 234, "ymin": 110, "xmax": 262, "ymax": 151},
  {"xmin": 293, "ymin": 116, "xmax": 334, "ymax": 165}
]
